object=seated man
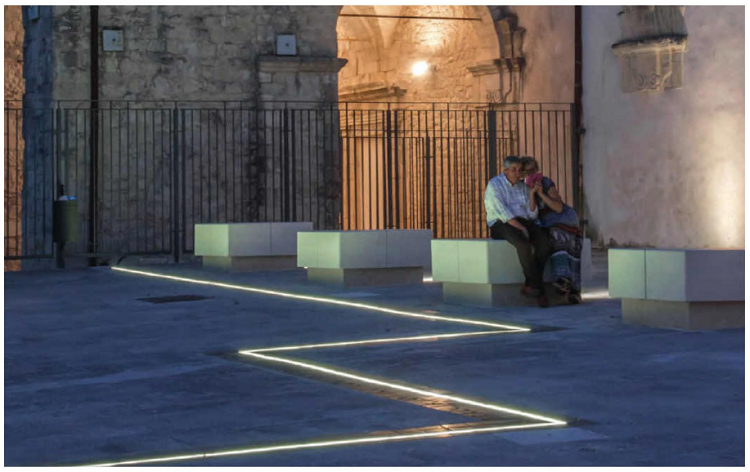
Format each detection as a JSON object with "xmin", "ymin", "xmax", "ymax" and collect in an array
[{"xmin": 484, "ymin": 155, "xmax": 552, "ymax": 307}]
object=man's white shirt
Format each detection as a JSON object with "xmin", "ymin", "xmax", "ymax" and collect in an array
[{"xmin": 484, "ymin": 174, "xmax": 538, "ymax": 227}]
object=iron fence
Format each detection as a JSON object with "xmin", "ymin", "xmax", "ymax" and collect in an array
[{"xmin": 4, "ymin": 100, "xmax": 577, "ymax": 265}]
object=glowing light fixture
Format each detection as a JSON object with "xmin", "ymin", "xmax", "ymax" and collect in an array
[
  {"xmin": 241, "ymin": 351, "xmax": 566, "ymax": 424},
  {"xmin": 96, "ymin": 266, "xmax": 567, "ymax": 467},
  {"xmin": 247, "ymin": 330, "xmax": 512, "ymax": 353},
  {"xmin": 412, "ymin": 61, "xmax": 429, "ymax": 76},
  {"xmin": 83, "ymin": 421, "xmax": 559, "ymax": 467},
  {"xmin": 110, "ymin": 267, "xmax": 529, "ymax": 331},
  {"xmin": 582, "ymin": 289, "xmax": 610, "ymax": 300}
]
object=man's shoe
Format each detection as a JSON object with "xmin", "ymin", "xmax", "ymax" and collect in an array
[{"xmin": 537, "ymin": 294, "xmax": 550, "ymax": 308}]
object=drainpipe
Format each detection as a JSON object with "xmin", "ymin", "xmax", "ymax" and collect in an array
[
  {"xmin": 574, "ymin": 6, "xmax": 585, "ymax": 229},
  {"xmin": 88, "ymin": 5, "xmax": 99, "ymax": 266}
]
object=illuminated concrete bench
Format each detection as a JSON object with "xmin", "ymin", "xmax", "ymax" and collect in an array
[
  {"xmin": 297, "ymin": 229, "xmax": 432, "ymax": 286},
  {"xmin": 432, "ymin": 239, "xmax": 592, "ymax": 307},
  {"xmin": 609, "ymin": 248, "xmax": 745, "ymax": 330},
  {"xmin": 195, "ymin": 222, "xmax": 313, "ymax": 271}
]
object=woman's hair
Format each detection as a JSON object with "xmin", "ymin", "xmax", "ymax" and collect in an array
[{"xmin": 520, "ymin": 156, "xmax": 539, "ymax": 172}]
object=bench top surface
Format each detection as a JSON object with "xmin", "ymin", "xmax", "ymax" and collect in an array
[
  {"xmin": 195, "ymin": 222, "xmax": 312, "ymax": 226},
  {"xmin": 300, "ymin": 229, "xmax": 430, "ymax": 233},
  {"xmin": 609, "ymin": 247, "xmax": 744, "ymax": 252}
]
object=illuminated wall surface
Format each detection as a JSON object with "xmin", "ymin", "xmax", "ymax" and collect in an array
[
  {"xmin": 82, "ymin": 267, "xmax": 568, "ymax": 467},
  {"xmin": 582, "ymin": 6, "xmax": 745, "ymax": 249},
  {"xmin": 4, "ymin": 5, "xmax": 24, "ymax": 271}
]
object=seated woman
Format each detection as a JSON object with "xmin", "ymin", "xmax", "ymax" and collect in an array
[{"xmin": 520, "ymin": 157, "xmax": 582, "ymax": 304}]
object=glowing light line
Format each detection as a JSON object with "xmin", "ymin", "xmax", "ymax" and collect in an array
[
  {"xmin": 94, "ymin": 265, "xmax": 568, "ymax": 467},
  {"xmin": 582, "ymin": 289, "xmax": 610, "ymax": 300},
  {"xmin": 83, "ymin": 422, "xmax": 559, "ymax": 467},
  {"xmin": 245, "ymin": 330, "xmax": 513, "ymax": 353},
  {"xmin": 243, "ymin": 352, "xmax": 566, "ymax": 425},
  {"xmin": 111, "ymin": 267, "xmax": 529, "ymax": 331}
]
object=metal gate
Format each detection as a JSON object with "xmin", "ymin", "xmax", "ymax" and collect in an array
[
  {"xmin": 340, "ymin": 102, "xmax": 577, "ymax": 239},
  {"xmin": 4, "ymin": 100, "xmax": 577, "ymax": 266}
]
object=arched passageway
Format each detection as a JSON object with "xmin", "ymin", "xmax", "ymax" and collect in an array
[{"xmin": 334, "ymin": 7, "xmax": 573, "ymax": 238}]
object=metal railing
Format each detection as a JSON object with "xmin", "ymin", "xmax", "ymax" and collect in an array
[{"xmin": 4, "ymin": 100, "xmax": 577, "ymax": 264}]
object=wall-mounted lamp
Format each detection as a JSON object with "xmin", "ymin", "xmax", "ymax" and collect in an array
[{"xmin": 412, "ymin": 61, "xmax": 430, "ymax": 77}]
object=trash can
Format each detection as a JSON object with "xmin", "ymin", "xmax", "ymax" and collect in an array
[{"xmin": 53, "ymin": 198, "xmax": 79, "ymax": 244}]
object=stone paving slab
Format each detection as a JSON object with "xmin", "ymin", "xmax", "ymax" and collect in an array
[{"xmin": 4, "ymin": 251, "xmax": 744, "ymax": 466}]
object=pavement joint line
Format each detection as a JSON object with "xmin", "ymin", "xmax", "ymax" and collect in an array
[{"xmin": 87, "ymin": 266, "xmax": 569, "ymax": 467}]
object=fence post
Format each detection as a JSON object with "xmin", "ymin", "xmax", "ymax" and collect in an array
[
  {"xmin": 487, "ymin": 110, "xmax": 497, "ymax": 179},
  {"xmin": 385, "ymin": 103, "xmax": 393, "ymax": 229},
  {"xmin": 570, "ymin": 103, "xmax": 581, "ymax": 217},
  {"xmin": 172, "ymin": 106, "xmax": 180, "ymax": 263},
  {"xmin": 282, "ymin": 104, "xmax": 291, "ymax": 221},
  {"xmin": 393, "ymin": 108, "xmax": 400, "ymax": 229}
]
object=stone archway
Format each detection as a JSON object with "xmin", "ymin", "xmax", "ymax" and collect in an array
[
  {"xmin": 336, "ymin": 5, "xmax": 503, "ymax": 104},
  {"xmin": 334, "ymin": 6, "xmax": 508, "ymax": 235}
]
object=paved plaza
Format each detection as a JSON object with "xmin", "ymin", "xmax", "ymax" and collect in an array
[{"xmin": 4, "ymin": 251, "xmax": 744, "ymax": 466}]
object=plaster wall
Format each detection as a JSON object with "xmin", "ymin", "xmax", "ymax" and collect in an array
[
  {"xmin": 582, "ymin": 6, "xmax": 744, "ymax": 248},
  {"xmin": 511, "ymin": 5, "xmax": 575, "ymax": 103}
]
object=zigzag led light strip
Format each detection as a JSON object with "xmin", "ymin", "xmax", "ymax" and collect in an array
[
  {"xmin": 111, "ymin": 267, "xmax": 529, "ymax": 331},
  {"xmin": 84, "ymin": 421, "xmax": 559, "ymax": 467},
  {"xmin": 88, "ymin": 267, "xmax": 566, "ymax": 467}
]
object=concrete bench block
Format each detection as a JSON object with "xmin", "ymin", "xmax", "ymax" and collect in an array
[
  {"xmin": 202, "ymin": 255, "xmax": 298, "ymax": 272},
  {"xmin": 270, "ymin": 222, "xmax": 314, "ymax": 255},
  {"xmin": 608, "ymin": 249, "xmax": 646, "ymax": 299},
  {"xmin": 308, "ymin": 267, "xmax": 423, "ymax": 287},
  {"xmin": 196, "ymin": 222, "xmax": 313, "ymax": 257},
  {"xmin": 443, "ymin": 282, "xmax": 570, "ymax": 308},
  {"xmin": 298, "ymin": 230, "xmax": 388, "ymax": 269},
  {"xmin": 645, "ymin": 249, "xmax": 744, "ymax": 302},
  {"xmin": 196, "ymin": 222, "xmax": 312, "ymax": 272},
  {"xmin": 461, "ymin": 240, "xmax": 525, "ymax": 284},
  {"xmin": 432, "ymin": 239, "xmax": 524, "ymax": 284},
  {"xmin": 195, "ymin": 223, "xmax": 271, "ymax": 257},
  {"xmin": 299, "ymin": 230, "xmax": 432, "ymax": 286},
  {"xmin": 433, "ymin": 238, "xmax": 591, "ymax": 307},
  {"xmin": 622, "ymin": 299, "xmax": 745, "ymax": 331},
  {"xmin": 385, "ymin": 229, "xmax": 432, "ymax": 269},
  {"xmin": 433, "ymin": 238, "xmax": 591, "ymax": 285},
  {"xmin": 431, "ymin": 239, "xmax": 460, "ymax": 283},
  {"xmin": 610, "ymin": 248, "xmax": 745, "ymax": 330}
]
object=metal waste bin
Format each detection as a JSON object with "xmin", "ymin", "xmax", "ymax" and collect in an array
[{"xmin": 53, "ymin": 199, "xmax": 79, "ymax": 244}]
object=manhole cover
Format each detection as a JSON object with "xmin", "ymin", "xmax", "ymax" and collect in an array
[{"xmin": 137, "ymin": 294, "xmax": 213, "ymax": 304}]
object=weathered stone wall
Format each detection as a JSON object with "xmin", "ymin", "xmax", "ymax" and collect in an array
[
  {"xmin": 17, "ymin": 5, "xmax": 579, "ymax": 256},
  {"xmin": 5, "ymin": 6, "xmax": 25, "ymax": 100},
  {"xmin": 25, "ymin": 6, "xmax": 346, "ymax": 256},
  {"xmin": 5, "ymin": 5, "xmax": 24, "ymax": 270},
  {"xmin": 337, "ymin": 5, "xmax": 499, "ymax": 104},
  {"xmin": 582, "ymin": 6, "xmax": 745, "ymax": 248}
]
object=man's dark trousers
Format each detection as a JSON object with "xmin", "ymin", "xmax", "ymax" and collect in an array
[{"xmin": 490, "ymin": 218, "xmax": 552, "ymax": 290}]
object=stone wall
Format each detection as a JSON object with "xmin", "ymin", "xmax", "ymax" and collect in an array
[
  {"xmin": 16, "ymin": 5, "xmax": 580, "ymax": 259},
  {"xmin": 5, "ymin": 6, "xmax": 24, "ymax": 270},
  {"xmin": 337, "ymin": 5, "xmax": 500, "ymax": 104},
  {"xmin": 582, "ymin": 6, "xmax": 744, "ymax": 248}
]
